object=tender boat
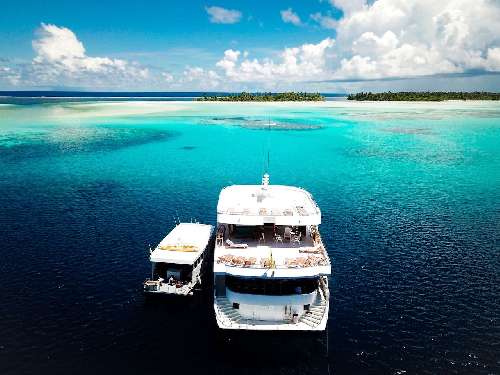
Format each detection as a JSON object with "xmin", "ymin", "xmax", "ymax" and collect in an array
[
  {"xmin": 213, "ymin": 174, "xmax": 331, "ymax": 330},
  {"xmin": 144, "ymin": 223, "xmax": 213, "ymax": 296}
]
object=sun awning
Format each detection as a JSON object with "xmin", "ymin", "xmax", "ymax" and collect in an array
[{"xmin": 150, "ymin": 223, "xmax": 213, "ymax": 265}]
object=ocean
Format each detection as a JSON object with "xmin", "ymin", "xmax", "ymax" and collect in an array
[{"xmin": 0, "ymin": 97, "xmax": 499, "ymax": 374}]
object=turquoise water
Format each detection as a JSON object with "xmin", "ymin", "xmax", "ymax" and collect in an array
[{"xmin": 0, "ymin": 100, "xmax": 499, "ymax": 374}]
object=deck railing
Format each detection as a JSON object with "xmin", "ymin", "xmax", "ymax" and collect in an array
[{"xmin": 218, "ymin": 204, "xmax": 320, "ymax": 217}]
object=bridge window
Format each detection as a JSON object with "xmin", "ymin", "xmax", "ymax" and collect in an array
[{"xmin": 226, "ymin": 276, "xmax": 318, "ymax": 295}]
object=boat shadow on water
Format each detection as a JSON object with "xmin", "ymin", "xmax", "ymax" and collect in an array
[{"xmin": 213, "ymin": 330, "xmax": 331, "ymax": 375}]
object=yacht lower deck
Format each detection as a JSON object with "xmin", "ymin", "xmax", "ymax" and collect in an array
[{"xmin": 214, "ymin": 276, "xmax": 329, "ymax": 331}]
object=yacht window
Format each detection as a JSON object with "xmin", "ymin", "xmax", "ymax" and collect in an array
[{"xmin": 226, "ymin": 276, "xmax": 318, "ymax": 295}]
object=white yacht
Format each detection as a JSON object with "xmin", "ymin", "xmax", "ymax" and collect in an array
[
  {"xmin": 213, "ymin": 174, "xmax": 331, "ymax": 330},
  {"xmin": 144, "ymin": 223, "xmax": 213, "ymax": 296}
]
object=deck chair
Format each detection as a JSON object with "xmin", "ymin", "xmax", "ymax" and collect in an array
[
  {"xmin": 225, "ymin": 239, "xmax": 248, "ymax": 249},
  {"xmin": 284, "ymin": 227, "xmax": 292, "ymax": 242},
  {"xmin": 291, "ymin": 232, "xmax": 301, "ymax": 245}
]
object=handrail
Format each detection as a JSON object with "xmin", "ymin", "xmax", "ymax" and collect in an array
[
  {"xmin": 218, "ymin": 261, "xmax": 330, "ymax": 270},
  {"xmin": 218, "ymin": 207, "xmax": 320, "ymax": 216}
]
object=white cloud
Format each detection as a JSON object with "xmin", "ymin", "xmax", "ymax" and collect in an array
[
  {"xmin": 216, "ymin": 39, "xmax": 335, "ymax": 83},
  {"xmin": 209, "ymin": 0, "xmax": 500, "ymax": 87},
  {"xmin": 215, "ymin": 49, "xmax": 240, "ymax": 74},
  {"xmin": 181, "ymin": 66, "xmax": 221, "ymax": 89},
  {"xmin": 330, "ymin": 0, "xmax": 500, "ymax": 80},
  {"xmin": 0, "ymin": 66, "xmax": 21, "ymax": 85},
  {"xmin": 280, "ymin": 8, "xmax": 302, "ymax": 26},
  {"xmin": 162, "ymin": 72, "xmax": 174, "ymax": 82},
  {"xmin": 25, "ymin": 23, "xmax": 150, "ymax": 88},
  {"xmin": 205, "ymin": 6, "xmax": 242, "ymax": 24},
  {"xmin": 32, "ymin": 25, "xmax": 84, "ymax": 63},
  {"xmin": 351, "ymin": 31, "xmax": 399, "ymax": 56},
  {"xmin": 485, "ymin": 47, "xmax": 500, "ymax": 71},
  {"xmin": 310, "ymin": 13, "xmax": 338, "ymax": 29},
  {"xmin": 329, "ymin": 0, "xmax": 367, "ymax": 15}
]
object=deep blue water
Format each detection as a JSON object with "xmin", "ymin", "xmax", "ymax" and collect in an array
[{"xmin": 0, "ymin": 100, "xmax": 499, "ymax": 374}]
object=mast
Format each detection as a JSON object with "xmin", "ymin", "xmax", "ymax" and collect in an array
[
  {"xmin": 267, "ymin": 116, "xmax": 271, "ymax": 173},
  {"xmin": 262, "ymin": 116, "xmax": 270, "ymax": 185}
]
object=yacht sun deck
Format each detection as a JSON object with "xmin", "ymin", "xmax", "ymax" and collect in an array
[
  {"xmin": 144, "ymin": 223, "xmax": 213, "ymax": 296},
  {"xmin": 217, "ymin": 183, "xmax": 321, "ymax": 226}
]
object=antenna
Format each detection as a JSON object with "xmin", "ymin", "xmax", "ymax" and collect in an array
[{"xmin": 267, "ymin": 149, "xmax": 270, "ymax": 173}]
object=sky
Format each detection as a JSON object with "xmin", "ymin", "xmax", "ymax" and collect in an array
[{"xmin": 0, "ymin": 0, "xmax": 499, "ymax": 92}]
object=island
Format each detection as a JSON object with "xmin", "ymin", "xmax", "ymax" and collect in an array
[
  {"xmin": 197, "ymin": 92, "xmax": 325, "ymax": 102},
  {"xmin": 347, "ymin": 91, "xmax": 500, "ymax": 101}
]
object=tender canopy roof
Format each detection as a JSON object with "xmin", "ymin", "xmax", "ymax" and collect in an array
[{"xmin": 150, "ymin": 223, "xmax": 213, "ymax": 265}]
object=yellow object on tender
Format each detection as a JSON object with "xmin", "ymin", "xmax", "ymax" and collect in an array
[{"xmin": 159, "ymin": 244, "xmax": 198, "ymax": 252}]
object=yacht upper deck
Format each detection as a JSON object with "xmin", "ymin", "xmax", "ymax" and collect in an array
[
  {"xmin": 213, "ymin": 222, "xmax": 330, "ymax": 277},
  {"xmin": 217, "ymin": 184, "xmax": 321, "ymax": 226}
]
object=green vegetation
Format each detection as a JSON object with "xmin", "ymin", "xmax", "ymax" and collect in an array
[
  {"xmin": 197, "ymin": 92, "xmax": 325, "ymax": 102},
  {"xmin": 347, "ymin": 91, "xmax": 500, "ymax": 101}
]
